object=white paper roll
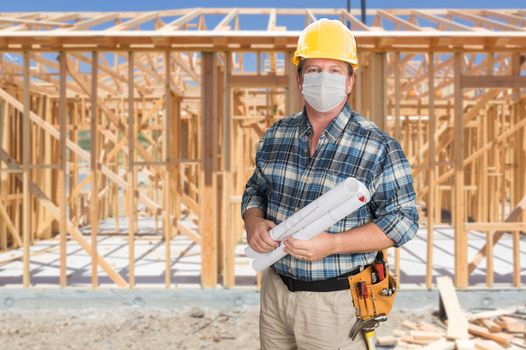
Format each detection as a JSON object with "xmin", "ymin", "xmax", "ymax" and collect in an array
[
  {"xmin": 244, "ymin": 177, "xmax": 362, "ymax": 259},
  {"xmin": 249, "ymin": 177, "xmax": 370, "ymax": 272}
]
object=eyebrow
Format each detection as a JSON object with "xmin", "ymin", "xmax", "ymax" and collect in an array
[{"xmin": 304, "ymin": 64, "xmax": 344, "ymax": 69}]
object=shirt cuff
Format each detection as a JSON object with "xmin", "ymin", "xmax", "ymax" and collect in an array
[
  {"xmin": 240, "ymin": 195, "xmax": 267, "ymax": 218},
  {"xmin": 373, "ymin": 212, "xmax": 417, "ymax": 248}
]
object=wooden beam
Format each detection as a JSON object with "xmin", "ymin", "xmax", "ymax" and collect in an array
[
  {"xmin": 227, "ymin": 74, "xmax": 288, "ymax": 88},
  {"xmin": 64, "ymin": 13, "xmax": 118, "ymax": 31},
  {"xmin": 22, "ymin": 51, "xmax": 31, "ymax": 288},
  {"xmin": 214, "ymin": 8, "xmax": 238, "ymax": 30},
  {"xmin": 378, "ymin": 10, "xmax": 422, "ymax": 31},
  {"xmin": 453, "ymin": 51, "xmax": 467, "ymax": 288},
  {"xmin": 426, "ymin": 51, "xmax": 435, "ymax": 289},
  {"xmin": 0, "ymin": 202, "xmax": 22, "ymax": 247},
  {"xmin": 341, "ymin": 10, "xmax": 370, "ymax": 31},
  {"xmin": 58, "ymin": 51, "xmax": 67, "ymax": 288},
  {"xmin": 90, "ymin": 51, "xmax": 99, "ymax": 288},
  {"xmin": 305, "ymin": 10, "xmax": 317, "ymax": 26},
  {"xmin": 460, "ymin": 75, "xmax": 526, "ymax": 88},
  {"xmin": 449, "ymin": 9, "xmax": 525, "ymax": 31},
  {"xmin": 222, "ymin": 52, "xmax": 234, "ymax": 288},
  {"xmin": 127, "ymin": 51, "xmax": 136, "ymax": 288},
  {"xmin": 370, "ymin": 52, "xmax": 387, "ymax": 130},
  {"xmin": 465, "ymin": 222, "xmax": 526, "ymax": 231},
  {"xmin": 0, "ymin": 17, "xmax": 74, "ymax": 28},
  {"xmin": 437, "ymin": 276, "xmax": 469, "ymax": 339},
  {"xmin": 158, "ymin": 8, "xmax": 202, "ymax": 32},
  {"xmin": 163, "ymin": 50, "xmax": 172, "ymax": 288},
  {"xmin": 200, "ymin": 52, "xmax": 218, "ymax": 288},
  {"xmin": 106, "ymin": 12, "xmax": 158, "ymax": 31},
  {"xmin": 412, "ymin": 10, "xmax": 474, "ymax": 31},
  {"xmin": 481, "ymin": 10, "xmax": 526, "ymax": 27}
]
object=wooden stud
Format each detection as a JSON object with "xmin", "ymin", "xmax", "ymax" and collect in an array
[
  {"xmin": 58, "ymin": 52, "xmax": 68, "ymax": 288},
  {"xmin": 453, "ymin": 51, "xmax": 467, "ymax": 288},
  {"xmin": 200, "ymin": 52, "xmax": 218, "ymax": 288},
  {"xmin": 163, "ymin": 50, "xmax": 172, "ymax": 288},
  {"xmin": 426, "ymin": 51, "xmax": 435, "ymax": 289},
  {"xmin": 127, "ymin": 50, "xmax": 136, "ymax": 288},
  {"xmin": 90, "ymin": 51, "xmax": 99, "ymax": 288},
  {"xmin": 22, "ymin": 51, "xmax": 31, "ymax": 288}
]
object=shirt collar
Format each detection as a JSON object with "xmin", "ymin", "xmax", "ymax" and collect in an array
[{"xmin": 298, "ymin": 102, "xmax": 354, "ymax": 144}]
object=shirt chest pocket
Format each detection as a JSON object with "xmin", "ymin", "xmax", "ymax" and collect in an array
[{"xmin": 321, "ymin": 169, "xmax": 348, "ymax": 194}]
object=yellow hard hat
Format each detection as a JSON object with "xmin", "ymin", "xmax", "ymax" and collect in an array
[{"xmin": 292, "ymin": 18, "xmax": 359, "ymax": 69}]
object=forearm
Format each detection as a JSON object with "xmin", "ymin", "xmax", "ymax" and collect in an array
[
  {"xmin": 332, "ymin": 222, "xmax": 395, "ymax": 254},
  {"xmin": 242, "ymin": 207, "xmax": 266, "ymax": 227}
]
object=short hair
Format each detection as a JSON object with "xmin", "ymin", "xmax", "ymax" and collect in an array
[{"xmin": 297, "ymin": 59, "xmax": 354, "ymax": 77}]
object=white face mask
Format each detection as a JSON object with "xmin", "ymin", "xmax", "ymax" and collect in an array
[{"xmin": 301, "ymin": 71, "xmax": 347, "ymax": 113}]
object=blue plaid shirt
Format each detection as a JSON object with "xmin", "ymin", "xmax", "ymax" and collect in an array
[{"xmin": 241, "ymin": 103, "xmax": 418, "ymax": 281}]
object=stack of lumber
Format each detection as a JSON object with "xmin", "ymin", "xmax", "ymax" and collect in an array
[{"xmin": 375, "ymin": 277, "xmax": 526, "ymax": 350}]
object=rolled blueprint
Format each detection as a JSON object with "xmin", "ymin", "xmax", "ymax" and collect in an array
[
  {"xmin": 246, "ymin": 177, "xmax": 371, "ymax": 271},
  {"xmin": 245, "ymin": 177, "xmax": 365, "ymax": 260}
]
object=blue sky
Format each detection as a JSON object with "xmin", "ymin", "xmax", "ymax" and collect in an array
[{"xmin": 0, "ymin": 0, "xmax": 524, "ymax": 11}]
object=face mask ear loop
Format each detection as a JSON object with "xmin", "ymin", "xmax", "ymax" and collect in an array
[{"xmin": 302, "ymin": 71, "xmax": 347, "ymax": 113}]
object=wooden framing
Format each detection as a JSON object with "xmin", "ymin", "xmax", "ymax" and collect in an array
[{"xmin": 0, "ymin": 8, "xmax": 524, "ymax": 289}]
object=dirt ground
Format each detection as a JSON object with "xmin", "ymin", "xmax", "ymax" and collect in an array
[{"xmin": 0, "ymin": 306, "xmax": 437, "ymax": 350}]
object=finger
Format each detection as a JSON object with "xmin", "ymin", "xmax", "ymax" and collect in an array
[
  {"xmin": 260, "ymin": 230, "xmax": 279, "ymax": 248},
  {"xmin": 266, "ymin": 220, "xmax": 277, "ymax": 229},
  {"xmin": 254, "ymin": 241, "xmax": 271, "ymax": 254},
  {"xmin": 285, "ymin": 237, "xmax": 308, "ymax": 250},
  {"xmin": 258, "ymin": 235, "xmax": 277, "ymax": 253},
  {"xmin": 283, "ymin": 242, "xmax": 306, "ymax": 256}
]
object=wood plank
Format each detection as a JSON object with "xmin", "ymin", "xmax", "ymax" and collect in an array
[
  {"xmin": 127, "ymin": 50, "xmax": 136, "ymax": 288},
  {"xmin": 426, "ymin": 51, "xmax": 435, "ymax": 289},
  {"xmin": 460, "ymin": 75, "xmax": 526, "ymax": 89},
  {"xmin": 163, "ymin": 50, "xmax": 172, "ymax": 288},
  {"xmin": 420, "ymin": 339, "xmax": 456, "ymax": 350},
  {"xmin": 456, "ymin": 338, "xmax": 476, "ymax": 350},
  {"xmin": 158, "ymin": 8, "xmax": 202, "ymax": 32},
  {"xmin": 22, "ymin": 51, "xmax": 31, "ymax": 288},
  {"xmin": 465, "ymin": 222, "xmax": 526, "ymax": 231},
  {"xmin": 228, "ymin": 75, "xmax": 288, "ymax": 88},
  {"xmin": 58, "ymin": 52, "xmax": 67, "ymax": 287},
  {"xmin": 214, "ymin": 8, "xmax": 238, "ymax": 30},
  {"xmin": 200, "ymin": 52, "xmax": 217, "ymax": 288},
  {"xmin": 376, "ymin": 336, "xmax": 398, "ymax": 347},
  {"xmin": 90, "ymin": 51, "xmax": 99, "ymax": 288},
  {"xmin": 0, "ymin": 201, "xmax": 22, "ymax": 247},
  {"xmin": 468, "ymin": 324, "xmax": 511, "ymax": 347},
  {"xmin": 436, "ymin": 276, "xmax": 469, "ymax": 339}
]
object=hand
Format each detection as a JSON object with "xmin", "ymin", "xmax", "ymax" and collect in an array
[
  {"xmin": 246, "ymin": 217, "xmax": 279, "ymax": 253},
  {"xmin": 283, "ymin": 232, "xmax": 337, "ymax": 262}
]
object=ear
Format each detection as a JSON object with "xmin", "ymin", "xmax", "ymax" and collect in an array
[{"xmin": 346, "ymin": 74, "xmax": 355, "ymax": 95}]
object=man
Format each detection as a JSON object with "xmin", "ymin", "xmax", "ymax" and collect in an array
[{"xmin": 241, "ymin": 18, "xmax": 418, "ymax": 350}]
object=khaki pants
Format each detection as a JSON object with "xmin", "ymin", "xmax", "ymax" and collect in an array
[{"xmin": 260, "ymin": 268, "xmax": 368, "ymax": 350}]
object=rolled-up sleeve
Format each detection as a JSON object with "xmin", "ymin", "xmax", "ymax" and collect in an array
[
  {"xmin": 370, "ymin": 140, "xmax": 419, "ymax": 247},
  {"xmin": 241, "ymin": 136, "xmax": 270, "ymax": 218}
]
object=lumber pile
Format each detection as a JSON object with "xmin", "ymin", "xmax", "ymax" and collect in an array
[{"xmin": 376, "ymin": 277, "xmax": 526, "ymax": 350}]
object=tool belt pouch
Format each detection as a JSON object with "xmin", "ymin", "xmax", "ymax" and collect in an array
[{"xmin": 348, "ymin": 263, "xmax": 398, "ymax": 319}]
